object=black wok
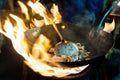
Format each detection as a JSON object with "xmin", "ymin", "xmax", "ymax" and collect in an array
[
  {"xmin": 24, "ymin": 0, "xmax": 120, "ymax": 67},
  {"xmin": 25, "ymin": 22, "xmax": 114, "ymax": 67}
]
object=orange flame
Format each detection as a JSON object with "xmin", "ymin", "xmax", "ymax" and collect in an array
[
  {"xmin": 51, "ymin": 4, "xmax": 62, "ymax": 23},
  {"xmin": 0, "ymin": 1, "xmax": 89, "ymax": 77},
  {"xmin": 104, "ymin": 19, "xmax": 115, "ymax": 33},
  {"xmin": 18, "ymin": 1, "xmax": 30, "ymax": 20},
  {"xmin": 31, "ymin": 34, "xmax": 51, "ymax": 60}
]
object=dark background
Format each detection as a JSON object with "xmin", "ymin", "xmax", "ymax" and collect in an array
[{"xmin": 0, "ymin": 0, "xmax": 120, "ymax": 80}]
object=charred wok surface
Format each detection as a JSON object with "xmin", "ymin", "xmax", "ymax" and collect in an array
[{"xmin": 25, "ymin": 23, "xmax": 114, "ymax": 66}]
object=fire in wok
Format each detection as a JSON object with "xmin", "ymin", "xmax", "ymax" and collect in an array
[{"xmin": 0, "ymin": 0, "xmax": 115, "ymax": 78}]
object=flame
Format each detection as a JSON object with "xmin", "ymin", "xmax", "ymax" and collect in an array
[
  {"xmin": 32, "ymin": 34, "xmax": 51, "ymax": 60},
  {"xmin": 104, "ymin": 19, "xmax": 115, "ymax": 33},
  {"xmin": 0, "ymin": 1, "xmax": 89, "ymax": 78},
  {"xmin": 27, "ymin": 1, "xmax": 61, "ymax": 25},
  {"xmin": 51, "ymin": 4, "xmax": 62, "ymax": 23},
  {"xmin": 27, "ymin": 1, "xmax": 50, "ymax": 25},
  {"xmin": 32, "ymin": 19, "xmax": 44, "ymax": 27},
  {"xmin": 117, "ymin": 1, "xmax": 120, "ymax": 6},
  {"xmin": 18, "ymin": 1, "xmax": 30, "ymax": 20}
]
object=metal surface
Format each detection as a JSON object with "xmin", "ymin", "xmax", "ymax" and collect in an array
[{"xmin": 25, "ymin": 23, "xmax": 114, "ymax": 67}]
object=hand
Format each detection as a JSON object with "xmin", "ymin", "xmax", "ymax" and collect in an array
[{"xmin": 103, "ymin": 19, "xmax": 115, "ymax": 33}]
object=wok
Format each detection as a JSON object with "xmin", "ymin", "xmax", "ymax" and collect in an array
[
  {"xmin": 1, "ymin": 23, "xmax": 110, "ymax": 79},
  {"xmin": 24, "ymin": 22, "xmax": 114, "ymax": 79},
  {"xmin": 0, "ymin": 1, "xmax": 118, "ymax": 79},
  {"xmin": 25, "ymin": 0, "xmax": 120, "ymax": 67},
  {"xmin": 0, "ymin": 0, "xmax": 117, "ymax": 68},
  {"xmin": 25, "ymin": 22, "xmax": 114, "ymax": 67}
]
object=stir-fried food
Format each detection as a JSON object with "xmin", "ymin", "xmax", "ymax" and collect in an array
[{"xmin": 49, "ymin": 41, "xmax": 90, "ymax": 62}]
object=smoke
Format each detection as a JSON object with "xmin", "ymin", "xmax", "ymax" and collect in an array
[
  {"xmin": 70, "ymin": 10, "xmax": 96, "ymax": 28},
  {"xmin": 57, "ymin": 1, "xmax": 97, "ymax": 29}
]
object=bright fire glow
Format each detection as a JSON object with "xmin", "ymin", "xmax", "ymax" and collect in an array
[
  {"xmin": 0, "ymin": 1, "xmax": 89, "ymax": 77},
  {"xmin": 18, "ymin": 1, "xmax": 30, "ymax": 20},
  {"xmin": 32, "ymin": 19, "xmax": 44, "ymax": 27},
  {"xmin": 51, "ymin": 4, "xmax": 62, "ymax": 23}
]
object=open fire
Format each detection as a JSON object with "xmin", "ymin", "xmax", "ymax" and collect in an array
[{"xmin": 0, "ymin": 1, "xmax": 89, "ymax": 78}]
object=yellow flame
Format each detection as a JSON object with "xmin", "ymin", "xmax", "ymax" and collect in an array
[
  {"xmin": 32, "ymin": 19, "xmax": 44, "ymax": 27},
  {"xmin": 104, "ymin": 19, "xmax": 115, "ymax": 33},
  {"xmin": 27, "ymin": 1, "xmax": 50, "ymax": 25},
  {"xmin": 51, "ymin": 4, "xmax": 62, "ymax": 23},
  {"xmin": 9, "ymin": 14, "xmax": 28, "ymax": 31},
  {"xmin": 18, "ymin": 1, "xmax": 30, "ymax": 20},
  {"xmin": 0, "ymin": 1, "xmax": 89, "ymax": 78},
  {"xmin": 3, "ymin": 18, "xmax": 15, "ymax": 39},
  {"xmin": 32, "ymin": 34, "xmax": 51, "ymax": 60}
]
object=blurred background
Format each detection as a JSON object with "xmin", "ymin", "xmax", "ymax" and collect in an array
[{"xmin": 0, "ymin": 0, "xmax": 120, "ymax": 80}]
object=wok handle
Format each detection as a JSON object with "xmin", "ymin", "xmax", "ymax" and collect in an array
[{"xmin": 97, "ymin": 0, "xmax": 120, "ymax": 32}]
